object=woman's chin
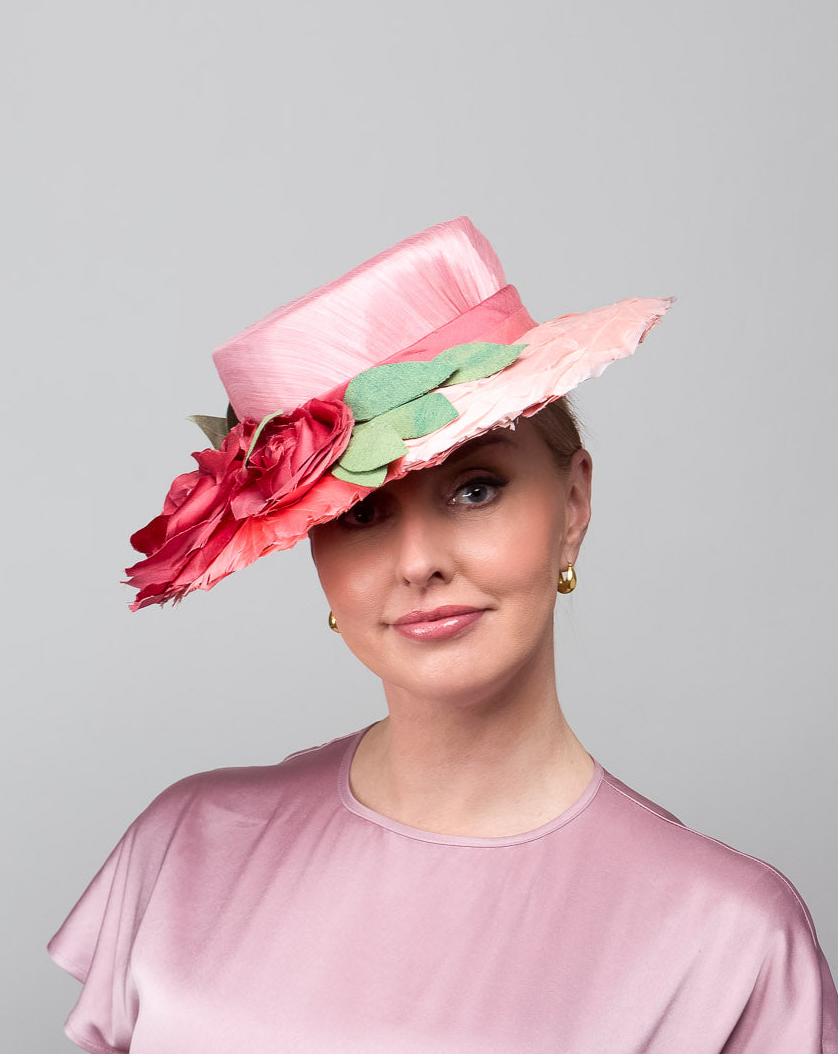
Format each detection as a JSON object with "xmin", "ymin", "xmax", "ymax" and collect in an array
[{"xmin": 381, "ymin": 654, "xmax": 539, "ymax": 713}]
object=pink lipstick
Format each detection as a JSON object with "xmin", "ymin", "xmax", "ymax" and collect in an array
[{"xmin": 391, "ymin": 605, "xmax": 486, "ymax": 641}]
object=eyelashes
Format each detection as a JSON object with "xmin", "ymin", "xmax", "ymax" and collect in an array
[
  {"xmin": 448, "ymin": 475, "xmax": 507, "ymax": 507},
  {"xmin": 337, "ymin": 471, "xmax": 509, "ymax": 530},
  {"xmin": 338, "ymin": 496, "xmax": 380, "ymax": 528}
]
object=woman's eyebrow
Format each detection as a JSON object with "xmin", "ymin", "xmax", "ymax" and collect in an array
[{"xmin": 443, "ymin": 433, "xmax": 516, "ymax": 464}]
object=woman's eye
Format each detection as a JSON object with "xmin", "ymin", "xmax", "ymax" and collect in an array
[
  {"xmin": 339, "ymin": 497, "xmax": 381, "ymax": 528},
  {"xmin": 450, "ymin": 478, "xmax": 503, "ymax": 506}
]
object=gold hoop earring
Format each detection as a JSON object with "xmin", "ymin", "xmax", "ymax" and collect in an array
[
  {"xmin": 557, "ymin": 563, "xmax": 577, "ymax": 594},
  {"xmin": 328, "ymin": 611, "xmax": 340, "ymax": 633}
]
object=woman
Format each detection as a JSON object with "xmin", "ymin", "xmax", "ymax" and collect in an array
[{"xmin": 49, "ymin": 218, "xmax": 838, "ymax": 1052}]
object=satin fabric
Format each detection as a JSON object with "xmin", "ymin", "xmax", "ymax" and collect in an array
[{"xmin": 49, "ymin": 730, "xmax": 838, "ymax": 1053}]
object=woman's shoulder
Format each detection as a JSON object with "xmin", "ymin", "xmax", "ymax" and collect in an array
[
  {"xmin": 147, "ymin": 728, "xmax": 354, "ymax": 811},
  {"xmin": 595, "ymin": 767, "xmax": 820, "ymax": 942},
  {"xmin": 48, "ymin": 731, "xmax": 359, "ymax": 982},
  {"xmin": 124, "ymin": 729, "xmax": 358, "ymax": 848}
]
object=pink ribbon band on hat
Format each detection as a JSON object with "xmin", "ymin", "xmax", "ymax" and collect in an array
[
  {"xmin": 315, "ymin": 285, "xmax": 537, "ymax": 408},
  {"xmin": 375, "ymin": 286, "xmax": 536, "ymax": 368}
]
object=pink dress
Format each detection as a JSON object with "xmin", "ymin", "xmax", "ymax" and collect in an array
[{"xmin": 49, "ymin": 729, "xmax": 838, "ymax": 1053}]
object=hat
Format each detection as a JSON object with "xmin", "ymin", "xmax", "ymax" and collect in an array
[{"xmin": 126, "ymin": 217, "xmax": 673, "ymax": 609}]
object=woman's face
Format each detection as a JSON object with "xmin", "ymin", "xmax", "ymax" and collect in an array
[{"xmin": 309, "ymin": 419, "xmax": 592, "ymax": 707}]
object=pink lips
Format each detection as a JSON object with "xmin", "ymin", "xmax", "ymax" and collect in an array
[{"xmin": 391, "ymin": 605, "xmax": 486, "ymax": 641}]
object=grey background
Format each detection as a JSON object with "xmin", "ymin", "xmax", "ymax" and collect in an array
[{"xmin": 3, "ymin": 1, "xmax": 835, "ymax": 1048}]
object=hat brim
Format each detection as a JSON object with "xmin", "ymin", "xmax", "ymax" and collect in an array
[{"xmin": 126, "ymin": 296, "xmax": 672, "ymax": 609}]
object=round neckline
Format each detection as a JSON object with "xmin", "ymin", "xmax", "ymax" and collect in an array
[{"xmin": 337, "ymin": 727, "xmax": 605, "ymax": 848}]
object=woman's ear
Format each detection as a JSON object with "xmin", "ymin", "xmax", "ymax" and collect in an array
[{"xmin": 562, "ymin": 448, "xmax": 593, "ymax": 563}]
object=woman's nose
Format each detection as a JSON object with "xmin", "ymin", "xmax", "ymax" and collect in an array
[{"xmin": 393, "ymin": 506, "xmax": 454, "ymax": 588}]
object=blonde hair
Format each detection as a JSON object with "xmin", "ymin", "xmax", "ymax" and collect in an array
[{"xmin": 529, "ymin": 396, "xmax": 583, "ymax": 471}]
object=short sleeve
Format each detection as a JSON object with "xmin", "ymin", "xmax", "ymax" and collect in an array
[
  {"xmin": 721, "ymin": 875, "xmax": 838, "ymax": 1054},
  {"xmin": 48, "ymin": 818, "xmax": 153, "ymax": 1054}
]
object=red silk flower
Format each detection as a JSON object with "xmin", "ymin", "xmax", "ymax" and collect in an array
[{"xmin": 126, "ymin": 398, "xmax": 353, "ymax": 609}]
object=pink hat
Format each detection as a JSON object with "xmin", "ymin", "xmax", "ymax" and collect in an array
[{"xmin": 126, "ymin": 217, "xmax": 673, "ymax": 609}]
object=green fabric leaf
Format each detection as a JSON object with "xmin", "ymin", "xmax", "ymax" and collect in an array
[
  {"xmin": 332, "ymin": 342, "xmax": 522, "ymax": 488},
  {"xmin": 188, "ymin": 414, "xmax": 230, "ymax": 450},
  {"xmin": 344, "ymin": 358, "xmax": 455, "ymax": 421},
  {"xmin": 377, "ymin": 391, "xmax": 458, "ymax": 439},
  {"xmin": 331, "ymin": 463, "xmax": 389, "ymax": 487},
  {"xmin": 338, "ymin": 422, "xmax": 408, "ymax": 472},
  {"xmin": 437, "ymin": 342, "xmax": 526, "ymax": 385},
  {"xmin": 244, "ymin": 410, "xmax": 285, "ymax": 464},
  {"xmin": 344, "ymin": 342, "xmax": 525, "ymax": 421},
  {"xmin": 336, "ymin": 393, "xmax": 458, "ymax": 473}
]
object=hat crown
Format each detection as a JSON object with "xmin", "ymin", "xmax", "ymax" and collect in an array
[{"xmin": 213, "ymin": 217, "xmax": 507, "ymax": 421}]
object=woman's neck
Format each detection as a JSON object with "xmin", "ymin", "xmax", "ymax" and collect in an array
[{"xmin": 349, "ymin": 654, "xmax": 593, "ymax": 838}]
